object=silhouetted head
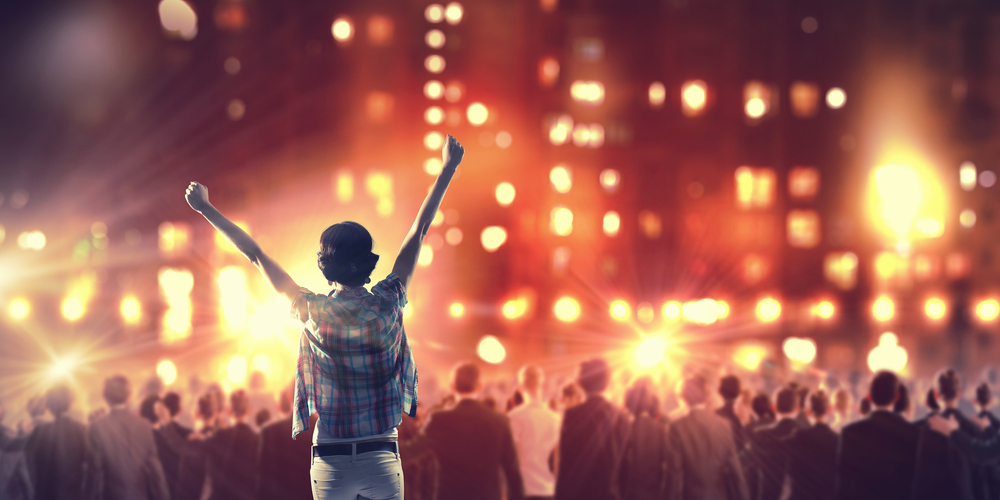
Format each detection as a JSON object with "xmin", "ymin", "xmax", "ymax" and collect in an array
[
  {"xmin": 103, "ymin": 375, "xmax": 131, "ymax": 406},
  {"xmin": 255, "ymin": 409, "xmax": 271, "ymax": 427},
  {"xmin": 751, "ymin": 393, "xmax": 774, "ymax": 419},
  {"xmin": 860, "ymin": 397, "xmax": 872, "ymax": 415},
  {"xmin": 870, "ymin": 371, "xmax": 899, "ymax": 407},
  {"xmin": 45, "ymin": 384, "xmax": 73, "ymax": 417},
  {"xmin": 925, "ymin": 389, "xmax": 940, "ymax": 412},
  {"xmin": 162, "ymin": 392, "xmax": 182, "ymax": 417},
  {"xmin": 578, "ymin": 358, "xmax": 611, "ymax": 395},
  {"xmin": 230, "ymin": 389, "xmax": 250, "ymax": 419},
  {"xmin": 775, "ymin": 387, "xmax": 799, "ymax": 415},
  {"xmin": 937, "ymin": 369, "xmax": 962, "ymax": 403},
  {"xmin": 140, "ymin": 394, "xmax": 160, "ymax": 424},
  {"xmin": 678, "ymin": 374, "xmax": 709, "ymax": 407},
  {"xmin": 625, "ymin": 377, "xmax": 659, "ymax": 418},
  {"xmin": 317, "ymin": 222, "xmax": 379, "ymax": 287},
  {"xmin": 809, "ymin": 390, "xmax": 829, "ymax": 419},
  {"xmin": 197, "ymin": 394, "xmax": 216, "ymax": 421},
  {"xmin": 452, "ymin": 362, "xmax": 480, "ymax": 395},
  {"xmin": 518, "ymin": 364, "xmax": 544, "ymax": 395},
  {"xmin": 976, "ymin": 383, "xmax": 992, "ymax": 410},
  {"xmin": 718, "ymin": 375, "xmax": 741, "ymax": 402},
  {"xmin": 893, "ymin": 384, "xmax": 910, "ymax": 415}
]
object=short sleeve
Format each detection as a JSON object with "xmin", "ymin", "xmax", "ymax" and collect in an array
[
  {"xmin": 371, "ymin": 273, "xmax": 407, "ymax": 309},
  {"xmin": 290, "ymin": 287, "xmax": 327, "ymax": 323}
]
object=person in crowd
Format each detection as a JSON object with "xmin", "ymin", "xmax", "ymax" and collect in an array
[
  {"xmin": 893, "ymin": 384, "xmax": 913, "ymax": 420},
  {"xmin": 555, "ymin": 358, "xmax": 629, "ymax": 500},
  {"xmin": 925, "ymin": 389, "xmax": 941, "ymax": 417},
  {"xmin": 246, "ymin": 371, "xmax": 275, "ymax": 429},
  {"xmin": 784, "ymin": 390, "xmax": 837, "ymax": 500},
  {"xmin": 254, "ymin": 409, "xmax": 271, "ymax": 429},
  {"xmin": 87, "ymin": 374, "xmax": 170, "ymax": 500},
  {"xmin": 907, "ymin": 383, "xmax": 976, "ymax": 500},
  {"xmin": 971, "ymin": 383, "xmax": 1000, "ymax": 500},
  {"xmin": 507, "ymin": 364, "xmax": 560, "ymax": 500},
  {"xmin": 200, "ymin": 389, "xmax": 258, "ymax": 500},
  {"xmin": 0, "ymin": 399, "xmax": 32, "ymax": 500},
  {"xmin": 257, "ymin": 388, "xmax": 316, "ymax": 500},
  {"xmin": 400, "ymin": 362, "xmax": 524, "ymax": 500},
  {"xmin": 939, "ymin": 370, "xmax": 981, "ymax": 437},
  {"xmin": 975, "ymin": 383, "xmax": 999, "ymax": 431},
  {"xmin": 559, "ymin": 383, "xmax": 584, "ymax": 411},
  {"xmin": 836, "ymin": 370, "xmax": 918, "ymax": 500},
  {"xmin": 747, "ymin": 393, "xmax": 775, "ymax": 433},
  {"xmin": 185, "ymin": 135, "xmax": 465, "ymax": 500},
  {"xmin": 665, "ymin": 373, "xmax": 749, "ymax": 500},
  {"xmin": 149, "ymin": 393, "xmax": 191, "ymax": 500},
  {"xmin": 25, "ymin": 384, "xmax": 87, "ymax": 500},
  {"xmin": 614, "ymin": 377, "xmax": 668, "ymax": 500},
  {"xmin": 716, "ymin": 375, "xmax": 747, "ymax": 452},
  {"xmin": 750, "ymin": 386, "xmax": 807, "ymax": 500},
  {"xmin": 830, "ymin": 389, "xmax": 852, "ymax": 432},
  {"xmin": 506, "ymin": 390, "xmax": 525, "ymax": 413},
  {"xmin": 859, "ymin": 397, "xmax": 872, "ymax": 416}
]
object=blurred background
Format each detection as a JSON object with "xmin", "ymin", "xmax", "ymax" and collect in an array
[{"xmin": 1, "ymin": 0, "xmax": 1000, "ymax": 420}]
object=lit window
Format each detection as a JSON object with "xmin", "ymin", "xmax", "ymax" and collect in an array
[
  {"xmin": 787, "ymin": 210, "xmax": 821, "ymax": 248},
  {"xmin": 788, "ymin": 166, "xmax": 820, "ymax": 200},
  {"xmin": 735, "ymin": 167, "xmax": 776, "ymax": 209},
  {"xmin": 681, "ymin": 80, "xmax": 708, "ymax": 116},
  {"xmin": 649, "ymin": 82, "xmax": 666, "ymax": 108},
  {"xmin": 790, "ymin": 81, "xmax": 819, "ymax": 118},
  {"xmin": 824, "ymin": 252, "xmax": 858, "ymax": 290},
  {"xmin": 570, "ymin": 80, "xmax": 605, "ymax": 105}
]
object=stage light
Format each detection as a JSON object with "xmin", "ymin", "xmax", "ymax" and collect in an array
[
  {"xmin": 444, "ymin": 2, "xmax": 464, "ymax": 25},
  {"xmin": 17, "ymin": 231, "xmax": 46, "ymax": 250},
  {"xmin": 637, "ymin": 303, "xmax": 655, "ymax": 324},
  {"xmin": 445, "ymin": 227, "xmax": 463, "ymax": 245},
  {"xmin": 981, "ymin": 171, "xmax": 997, "ymax": 188},
  {"xmin": 548, "ymin": 115, "xmax": 573, "ymax": 145},
  {"xmin": 61, "ymin": 297, "xmax": 84, "ymax": 322},
  {"xmin": 549, "ymin": 165, "xmax": 572, "ymax": 193},
  {"xmin": 121, "ymin": 296, "xmax": 141, "ymax": 324},
  {"xmin": 477, "ymin": 336, "xmax": 506, "ymax": 364},
  {"xmin": 588, "ymin": 124, "xmax": 605, "ymax": 147},
  {"xmin": 602, "ymin": 211, "xmax": 621, "ymax": 237},
  {"xmin": 744, "ymin": 81, "xmax": 771, "ymax": 119},
  {"xmin": 554, "ymin": 297, "xmax": 580, "ymax": 322},
  {"xmin": 159, "ymin": 0, "xmax": 198, "ymax": 40},
  {"xmin": 826, "ymin": 87, "xmax": 846, "ymax": 109},
  {"xmin": 157, "ymin": 360, "xmax": 178, "ymax": 385},
  {"xmin": 425, "ymin": 106, "xmax": 444, "ymax": 125},
  {"xmin": 783, "ymin": 337, "xmax": 817, "ymax": 364},
  {"xmin": 957, "ymin": 161, "xmax": 978, "ymax": 191},
  {"xmin": 813, "ymin": 300, "xmax": 835, "ymax": 320},
  {"xmin": 872, "ymin": 164, "xmax": 923, "ymax": 237},
  {"xmin": 425, "ymin": 4, "xmax": 444, "ymax": 23},
  {"xmin": 824, "ymin": 252, "xmax": 858, "ymax": 290},
  {"xmin": 635, "ymin": 337, "xmax": 667, "ymax": 368},
  {"xmin": 160, "ymin": 268, "xmax": 194, "ymax": 298},
  {"xmin": 218, "ymin": 266, "xmax": 249, "ymax": 328},
  {"xmin": 977, "ymin": 299, "xmax": 1000, "ymax": 322},
  {"xmin": 570, "ymin": 80, "xmax": 605, "ymax": 105},
  {"xmin": 872, "ymin": 297, "xmax": 894, "ymax": 322},
  {"xmin": 680, "ymin": 80, "xmax": 708, "ymax": 116},
  {"xmin": 549, "ymin": 207, "xmax": 573, "ymax": 236},
  {"xmin": 756, "ymin": 298, "xmax": 781, "ymax": 323},
  {"xmin": 252, "ymin": 353, "xmax": 271, "ymax": 373},
  {"xmin": 502, "ymin": 297, "xmax": 528, "ymax": 320},
  {"xmin": 735, "ymin": 167, "xmax": 776, "ymax": 209},
  {"xmin": 495, "ymin": 183, "xmax": 515, "ymax": 207},
  {"xmin": 790, "ymin": 81, "xmax": 819, "ymax": 118},
  {"xmin": 425, "ymin": 29, "xmax": 445, "ymax": 49},
  {"xmin": 960, "ymin": 209, "xmax": 976, "ymax": 228},
  {"xmin": 248, "ymin": 297, "xmax": 293, "ymax": 339},
  {"xmin": 417, "ymin": 245, "xmax": 433, "ymax": 266},
  {"xmin": 599, "ymin": 170, "xmax": 621, "ymax": 193},
  {"xmin": 539, "ymin": 57, "xmax": 560, "ymax": 88},
  {"xmin": 47, "ymin": 355, "xmax": 79, "ymax": 382},
  {"xmin": 571, "ymin": 124, "xmax": 590, "ymax": 147},
  {"xmin": 424, "ymin": 132, "xmax": 444, "ymax": 150},
  {"xmin": 925, "ymin": 298, "xmax": 946, "ymax": 320},
  {"xmin": 662, "ymin": 301, "xmax": 681, "ymax": 320},
  {"xmin": 228, "ymin": 355, "xmax": 248, "ymax": 384},
  {"xmin": 868, "ymin": 332, "xmax": 907, "ymax": 372},
  {"xmin": 682, "ymin": 299, "xmax": 723, "ymax": 325},
  {"xmin": 467, "ymin": 103, "xmax": 488, "ymax": 126},
  {"xmin": 448, "ymin": 302, "xmax": 465, "ymax": 318},
  {"xmin": 740, "ymin": 351, "xmax": 762, "ymax": 371},
  {"xmin": 424, "ymin": 80, "xmax": 444, "ymax": 100},
  {"xmin": 480, "ymin": 226, "xmax": 507, "ymax": 252},
  {"xmin": 8, "ymin": 298, "xmax": 29, "ymax": 320},
  {"xmin": 646, "ymin": 82, "xmax": 667, "ymax": 108},
  {"xmin": 160, "ymin": 268, "xmax": 193, "ymax": 343},
  {"xmin": 745, "ymin": 98, "xmax": 767, "ymax": 118},
  {"xmin": 424, "ymin": 55, "xmax": 445, "ymax": 74},
  {"xmin": 331, "ymin": 17, "xmax": 354, "ymax": 42},
  {"xmin": 787, "ymin": 210, "xmax": 821, "ymax": 248},
  {"xmin": 423, "ymin": 158, "xmax": 443, "ymax": 175},
  {"xmin": 609, "ymin": 300, "xmax": 631, "ymax": 321}
]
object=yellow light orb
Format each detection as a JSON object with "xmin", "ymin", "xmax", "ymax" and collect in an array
[
  {"xmin": 648, "ymin": 82, "xmax": 666, "ymax": 108},
  {"xmin": 331, "ymin": 17, "xmax": 354, "ymax": 42},
  {"xmin": 466, "ymin": 102, "xmax": 488, "ymax": 126},
  {"xmin": 227, "ymin": 355, "xmax": 248, "ymax": 384},
  {"xmin": 61, "ymin": 297, "xmax": 84, "ymax": 322},
  {"xmin": 609, "ymin": 300, "xmax": 631, "ymax": 321},
  {"xmin": 424, "ymin": 55, "xmax": 446, "ymax": 74},
  {"xmin": 480, "ymin": 226, "xmax": 507, "ymax": 252},
  {"xmin": 424, "ymin": 131, "xmax": 444, "ymax": 150},
  {"xmin": 444, "ymin": 2, "xmax": 464, "ymax": 25},
  {"xmin": 745, "ymin": 97, "xmax": 767, "ymax": 118},
  {"xmin": 603, "ymin": 211, "xmax": 621, "ymax": 237},
  {"xmin": 477, "ymin": 335, "xmax": 506, "ymax": 364},
  {"xmin": 868, "ymin": 332, "xmax": 907, "ymax": 372},
  {"xmin": 756, "ymin": 298, "xmax": 781, "ymax": 322},
  {"xmin": 549, "ymin": 165, "xmax": 572, "ymax": 193},
  {"xmin": 814, "ymin": 300, "xmax": 835, "ymax": 319},
  {"xmin": 425, "ymin": 29, "xmax": 446, "ymax": 49},
  {"xmin": 502, "ymin": 298, "xmax": 527, "ymax": 320},
  {"xmin": 9, "ymin": 298, "xmax": 30, "ymax": 320},
  {"xmin": 417, "ymin": 245, "xmax": 433, "ymax": 267},
  {"xmin": 681, "ymin": 80, "xmax": 708, "ymax": 115},
  {"xmin": 662, "ymin": 301, "xmax": 681, "ymax": 320},
  {"xmin": 549, "ymin": 207, "xmax": 573, "ymax": 236},
  {"xmin": 157, "ymin": 360, "xmax": 178, "ymax": 385},
  {"xmin": 960, "ymin": 209, "xmax": 977, "ymax": 229},
  {"xmin": 424, "ymin": 80, "xmax": 444, "ymax": 100},
  {"xmin": 925, "ymin": 298, "xmax": 946, "ymax": 320},
  {"xmin": 423, "ymin": 157, "xmax": 443, "ymax": 175},
  {"xmin": 449, "ymin": 302, "xmax": 465, "ymax": 318},
  {"xmin": 872, "ymin": 297, "xmax": 895, "ymax": 322},
  {"xmin": 424, "ymin": 4, "xmax": 444, "ymax": 23},
  {"xmin": 158, "ymin": 0, "xmax": 198, "ymax": 40},
  {"xmin": 826, "ymin": 87, "xmax": 846, "ymax": 109},
  {"xmin": 783, "ymin": 337, "xmax": 817, "ymax": 364},
  {"xmin": 121, "ymin": 296, "xmax": 141, "ymax": 324},
  {"xmin": 570, "ymin": 80, "xmax": 605, "ymax": 105},
  {"xmin": 252, "ymin": 353, "xmax": 271, "ymax": 373},
  {"xmin": 635, "ymin": 336, "xmax": 667, "ymax": 367},
  {"xmin": 554, "ymin": 297, "xmax": 581, "ymax": 322},
  {"xmin": 424, "ymin": 106, "xmax": 444, "ymax": 125},
  {"xmin": 742, "ymin": 352, "xmax": 762, "ymax": 371},
  {"xmin": 960, "ymin": 162, "xmax": 977, "ymax": 191},
  {"xmin": 600, "ymin": 169, "xmax": 620, "ymax": 192},
  {"xmin": 495, "ymin": 182, "xmax": 516, "ymax": 207},
  {"xmin": 977, "ymin": 299, "xmax": 1000, "ymax": 322}
]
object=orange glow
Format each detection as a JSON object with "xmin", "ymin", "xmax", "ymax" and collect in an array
[
  {"xmin": 790, "ymin": 81, "xmax": 819, "ymax": 118},
  {"xmin": 681, "ymin": 80, "xmax": 708, "ymax": 116},
  {"xmin": 872, "ymin": 297, "xmax": 895, "ymax": 322},
  {"xmin": 554, "ymin": 297, "xmax": 581, "ymax": 322},
  {"xmin": 159, "ymin": 0, "xmax": 198, "ymax": 40},
  {"xmin": 756, "ymin": 298, "xmax": 781, "ymax": 323},
  {"xmin": 424, "ymin": 55, "xmax": 446, "ymax": 74},
  {"xmin": 157, "ymin": 360, "xmax": 178, "ymax": 385},
  {"xmin": 9, "ymin": 298, "xmax": 29, "ymax": 320},
  {"xmin": 495, "ymin": 182, "xmax": 515, "ymax": 207},
  {"xmin": 227, "ymin": 355, "xmax": 248, "ymax": 384},
  {"xmin": 366, "ymin": 15, "xmax": 393, "ymax": 45},
  {"xmin": 977, "ymin": 300, "xmax": 1000, "ymax": 322},
  {"xmin": 424, "ymin": 80, "xmax": 444, "ymax": 100},
  {"xmin": 636, "ymin": 303, "xmax": 655, "ymax": 324},
  {"xmin": 477, "ymin": 336, "xmax": 506, "ymax": 364},
  {"xmin": 788, "ymin": 166, "xmax": 820, "ymax": 200},
  {"xmin": 331, "ymin": 17, "xmax": 354, "ymax": 42},
  {"xmin": 424, "ymin": 132, "xmax": 444, "ymax": 150},
  {"xmin": 425, "ymin": 29, "xmax": 445, "ymax": 49},
  {"xmin": 548, "ymin": 115, "xmax": 573, "ymax": 145},
  {"xmin": 424, "ymin": 106, "xmax": 444, "ymax": 125},
  {"xmin": 502, "ymin": 297, "xmax": 529, "ymax": 320},
  {"xmin": 609, "ymin": 300, "xmax": 631, "ymax": 321},
  {"xmin": 735, "ymin": 344, "xmax": 767, "ymax": 371},
  {"xmin": 662, "ymin": 301, "xmax": 681, "ymax": 320},
  {"xmin": 570, "ymin": 80, "xmax": 605, "ymax": 105},
  {"xmin": 449, "ymin": 302, "xmax": 465, "ymax": 318},
  {"xmin": 735, "ymin": 167, "xmax": 775, "ymax": 209},
  {"xmin": 445, "ymin": 227, "xmax": 463, "ymax": 245},
  {"xmin": 121, "ymin": 296, "xmax": 141, "ymax": 324},
  {"xmin": 924, "ymin": 298, "xmax": 946, "ymax": 320},
  {"xmin": 423, "ymin": 158, "xmax": 443, "ymax": 175},
  {"xmin": 424, "ymin": 4, "xmax": 444, "ymax": 23},
  {"xmin": 783, "ymin": 337, "xmax": 817, "ymax": 364},
  {"xmin": 335, "ymin": 171, "xmax": 354, "ymax": 203},
  {"xmin": 480, "ymin": 226, "xmax": 507, "ymax": 252},
  {"xmin": 603, "ymin": 211, "xmax": 621, "ymax": 237},
  {"xmin": 549, "ymin": 166, "xmax": 572, "ymax": 193},
  {"xmin": 787, "ymin": 210, "xmax": 821, "ymax": 248},
  {"xmin": 539, "ymin": 57, "xmax": 559, "ymax": 87},
  {"xmin": 648, "ymin": 82, "xmax": 666, "ymax": 108},
  {"xmin": 813, "ymin": 300, "xmax": 836, "ymax": 320},
  {"xmin": 549, "ymin": 207, "xmax": 573, "ymax": 236},
  {"xmin": 635, "ymin": 336, "xmax": 667, "ymax": 367},
  {"xmin": 444, "ymin": 2, "xmax": 464, "ymax": 25},
  {"xmin": 467, "ymin": 102, "xmax": 488, "ymax": 126}
]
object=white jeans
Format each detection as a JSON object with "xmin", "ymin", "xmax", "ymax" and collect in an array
[{"xmin": 311, "ymin": 447, "xmax": 403, "ymax": 500}]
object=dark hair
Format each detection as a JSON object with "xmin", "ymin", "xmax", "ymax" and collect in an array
[
  {"xmin": 926, "ymin": 389, "xmax": 940, "ymax": 412},
  {"xmin": 751, "ymin": 393, "xmax": 774, "ymax": 418},
  {"xmin": 45, "ymin": 385, "xmax": 73, "ymax": 416},
  {"xmin": 893, "ymin": 384, "xmax": 910, "ymax": 415},
  {"xmin": 505, "ymin": 391, "xmax": 524, "ymax": 412},
  {"xmin": 870, "ymin": 371, "xmax": 899, "ymax": 406},
  {"xmin": 230, "ymin": 389, "xmax": 250, "ymax": 418},
  {"xmin": 775, "ymin": 387, "xmax": 799, "ymax": 414},
  {"xmin": 809, "ymin": 390, "xmax": 829, "ymax": 418},
  {"xmin": 162, "ymin": 392, "xmax": 181, "ymax": 417},
  {"xmin": 719, "ymin": 375, "xmax": 741, "ymax": 401},
  {"xmin": 976, "ymin": 383, "xmax": 992, "ymax": 409},
  {"xmin": 578, "ymin": 358, "xmax": 611, "ymax": 394},
  {"xmin": 317, "ymin": 222, "xmax": 379, "ymax": 287},
  {"xmin": 626, "ymin": 377, "xmax": 658, "ymax": 417},
  {"xmin": 453, "ymin": 363, "xmax": 480, "ymax": 394},
  {"xmin": 255, "ymin": 408, "xmax": 271, "ymax": 427},
  {"xmin": 860, "ymin": 397, "xmax": 872, "ymax": 415},
  {"xmin": 103, "ymin": 375, "xmax": 131, "ymax": 406},
  {"xmin": 197, "ymin": 394, "xmax": 216, "ymax": 420},
  {"xmin": 680, "ymin": 374, "xmax": 709, "ymax": 406},
  {"xmin": 937, "ymin": 369, "xmax": 961, "ymax": 402},
  {"xmin": 140, "ymin": 394, "xmax": 160, "ymax": 424}
]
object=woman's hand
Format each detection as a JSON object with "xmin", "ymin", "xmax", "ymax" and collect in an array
[
  {"xmin": 442, "ymin": 134, "xmax": 465, "ymax": 169},
  {"xmin": 185, "ymin": 182, "xmax": 212, "ymax": 213}
]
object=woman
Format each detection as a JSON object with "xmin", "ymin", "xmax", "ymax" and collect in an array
[
  {"xmin": 185, "ymin": 135, "xmax": 465, "ymax": 500},
  {"xmin": 614, "ymin": 377, "xmax": 667, "ymax": 500}
]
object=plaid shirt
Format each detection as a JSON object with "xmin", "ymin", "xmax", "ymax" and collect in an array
[{"xmin": 290, "ymin": 273, "xmax": 417, "ymax": 439}]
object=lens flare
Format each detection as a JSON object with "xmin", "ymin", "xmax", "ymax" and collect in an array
[{"xmin": 477, "ymin": 336, "xmax": 505, "ymax": 364}]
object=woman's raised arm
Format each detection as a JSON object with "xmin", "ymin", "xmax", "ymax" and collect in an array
[
  {"xmin": 185, "ymin": 182, "xmax": 300, "ymax": 301},
  {"xmin": 392, "ymin": 135, "xmax": 464, "ymax": 289}
]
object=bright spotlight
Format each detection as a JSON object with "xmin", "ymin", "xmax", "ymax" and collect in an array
[
  {"xmin": 549, "ymin": 207, "xmax": 573, "ymax": 236},
  {"xmin": 424, "ymin": 55, "xmax": 446, "ymax": 74},
  {"xmin": 813, "ymin": 300, "xmax": 835, "ymax": 320},
  {"xmin": 756, "ymin": 298, "xmax": 781, "ymax": 323},
  {"xmin": 228, "ymin": 355, "xmax": 248, "ymax": 384},
  {"xmin": 424, "ymin": 80, "xmax": 444, "ymax": 100},
  {"xmin": 47, "ymin": 355, "xmax": 79, "ymax": 382},
  {"xmin": 977, "ymin": 299, "xmax": 1000, "ymax": 322},
  {"xmin": 467, "ymin": 102, "xmax": 488, "ymax": 126},
  {"xmin": 218, "ymin": 266, "xmax": 249, "ymax": 328},
  {"xmin": 9, "ymin": 298, "xmax": 30, "ymax": 320},
  {"xmin": 648, "ymin": 82, "xmax": 666, "ymax": 108},
  {"xmin": 924, "ymin": 298, "xmax": 946, "ymax": 320},
  {"xmin": 872, "ymin": 297, "xmax": 895, "ymax": 322},
  {"xmin": 609, "ymin": 300, "xmax": 631, "ymax": 321},
  {"xmin": 868, "ymin": 332, "xmax": 907, "ymax": 372},
  {"xmin": 603, "ymin": 211, "xmax": 621, "ymax": 236},
  {"xmin": 444, "ymin": 2, "xmax": 464, "ymax": 25},
  {"xmin": 783, "ymin": 337, "xmax": 817, "ymax": 364},
  {"xmin": 424, "ymin": 132, "xmax": 444, "ymax": 150},
  {"xmin": 61, "ymin": 297, "xmax": 85, "ymax": 322},
  {"xmin": 449, "ymin": 302, "xmax": 465, "ymax": 318},
  {"xmin": 495, "ymin": 182, "xmax": 516, "ymax": 207},
  {"xmin": 477, "ymin": 335, "xmax": 505, "ymax": 364},
  {"xmin": 121, "ymin": 296, "xmax": 141, "ymax": 324},
  {"xmin": 502, "ymin": 297, "xmax": 528, "ymax": 320},
  {"xmin": 681, "ymin": 80, "xmax": 708, "ymax": 116},
  {"xmin": 549, "ymin": 165, "xmax": 572, "ymax": 193},
  {"xmin": 636, "ymin": 337, "xmax": 667, "ymax": 367},
  {"xmin": 745, "ymin": 97, "xmax": 767, "ymax": 118},
  {"xmin": 157, "ymin": 360, "xmax": 178, "ymax": 385},
  {"xmin": 480, "ymin": 226, "xmax": 507, "ymax": 252},
  {"xmin": 554, "ymin": 297, "xmax": 580, "ymax": 322},
  {"xmin": 826, "ymin": 87, "xmax": 846, "ymax": 109},
  {"xmin": 425, "ymin": 4, "xmax": 444, "ymax": 23},
  {"xmin": 662, "ymin": 301, "xmax": 681, "ymax": 320},
  {"xmin": 331, "ymin": 17, "xmax": 354, "ymax": 42},
  {"xmin": 570, "ymin": 80, "xmax": 605, "ymax": 105}
]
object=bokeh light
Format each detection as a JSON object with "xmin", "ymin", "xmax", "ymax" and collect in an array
[
  {"xmin": 61, "ymin": 297, "xmax": 85, "ymax": 322},
  {"xmin": 960, "ymin": 209, "xmax": 976, "ymax": 228},
  {"xmin": 924, "ymin": 297, "xmax": 946, "ymax": 320},
  {"xmin": 424, "ymin": 131, "xmax": 444, "ymax": 150},
  {"xmin": 872, "ymin": 296, "xmax": 895, "ymax": 322},
  {"xmin": 331, "ymin": 17, "xmax": 354, "ymax": 42},
  {"xmin": 423, "ymin": 157, "xmax": 443, "ymax": 175},
  {"xmin": 813, "ymin": 300, "xmax": 835, "ymax": 320},
  {"xmin": 662, "ymin": 301, "xmax": 681, "ymax": 320},
  {"xmin": 425, "ymin": 4, "xmax": 444, "ymax": 23},
  {"xmin": 636, "ymin": 303, "xmax": 655, "ymax": 324},
  {"xmin": 425, "ymin": 106, "xmax": 444, "ymax": 125},
  {"xmin": 425, "ymin": 55, "xmax": 446, "ymax": 74},
  {"xmin": 449, "ymin": 302, "xmax": 465, "ymax": 318},
  {"xmin": 609, "ymin": 300, "xmax": 631, "ymax": 321},
  {"xmin": 495, "ymin": 182, "xmax": 515, "ymax": 207},
  {"xmin": 477, "ymin": 335, "xmax": 506, "ymax": 364},
  {"xmin": 424, "ymin": 80, "xmax": 444, "ymax": 100},
  {"xmin": 8, "ymin": 298, "xmax": 30, "ymax": 320},
  {"xmin": 826, "ymin": 87, "xmax": 847, "ymax": 109},
  {"xmin": 159, "ymin": 0, "xmax": 198, "ymax": 40},
  {"xmin": 425, "ymin": 29, "xmax": 445, "ymax": 49},
  {"xmin": 553, "ymin": 297, "xmax": 580, "ymax": 322},
  {"xmin": 648, "ymin": 82, "xmax": 666, "ymax": 108},
  {"xmin": 549, "ymin": 207, "xmax": 573, "ymax": 236},
  {"xmin": 157, "ymin": 360, "xmax": 178, "ymax": 385},
  {"xmin": 868, "ymin": 332, "xmax": 907, "ymax": 372},
  {"xmin": 635, "ymin": 337, "xmax": 667, "ymax": 367},
  {"xmin": 444, "ymin": 2, "xmax": 464, "ymax": 25},
  {"xmin": 467, "ymin": 102, "xmax": 488, "ymax": 126},
  {"xmin": 121, "ymin": 296, "xmax": 141, "ymax": 324},
  {"xmin": 756, "ymin": 298, "xmax": 781, "ymax": 323},
  {"xmin": 603, "ymin": 211, "xmax": 621, "ymax": 236},
  {"xmin": 570, "ymin": 80, "xmax": 605, "ymax": 105},
  {"xmin": 417, "ymin": 244, "xmax": 434, "ymax": 267},
  {"xmin": 960, "ymin": 161, "xmax": 977, "ymax": 191},
  {"xmin": 227, "ymin": 355, "xmax": 248, "ymax": 384},
  {"xmin": 681, "ymin": 80, "xmax": 708, "ymax": 116},
  {"xmin": 977, "ymin": 299, "xmax": 1000, "ymax": 322},
  {"xmin": 783, "ymin": 337, "xmax": 817, "ymax": 364},
  {"xmin": 480, "ymin": 226, "xmax": 507, "ymax": 252},
  {"xmin": 549, "ymin": 165, "xmax": 572, "ymax": 193}
]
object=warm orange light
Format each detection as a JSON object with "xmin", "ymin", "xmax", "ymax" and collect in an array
[
  {"xmin": 924, "ymin": 298, "xmax": 946, "ymax": 320},
  {"xmin": 603, "ymin": 211, "xmax": 621, "ymax": 236},
  {"xmin": 868, "ymin": 332, "xmax": 907, "ymax": 372},
  {"xmin": 156, "ymin": 360, "xmax": 178, "ymax": 385},
  {"xmin": 424, "ymin": 80, "xmax": 444, "ymax": 100},
  {"xmin": 600, "ymin": 169, "xmax": 620, "ymax": 192},
  {"xmin": 444, "ymin": 2, "xmax": 464, "ymax": 25},
  {"xmin": 424, "ymin": 55, "xmax": 446, "ymax": 74},
  {"xmin": 467, "ymin": 102, "xmax": 488, "ymax": 126},
  {"xmin": 681, "ymin": 80, "xmax": 707, "ymax": 116},
  {"xmin": 826, "ymin": 87, "xmax": 846, "ymax": 109},
  {"xmin": 873, "ymin": 297, "xmax": 895, "ymax": 322},
  {"xmin": 502, "ymin": 297, "xmax": 528, "ymax": 320},
  {"xmin": 783, "ymin": 337, "xmax": 817, "ymax": 364},
  {"xmin": 549, "ymin": 207, "xmax": 573, "ymax": 236},
  {"xmin": 756, "ymin": 298, "xmax": 781, "ymax": 323},
  {"xmin": 744, "ymin": 81, "xmax": 771, "ymax": 118},
  {"xmin": 539, "ymin": 57, "xmax": 560, "ymax": 87},
  {"xmin": 648, "ymin": 82, "xmax": 666, "ymax": 108},
  {"xmin": 549, "ymin": 166, "xmax": 572, "ymax": 193},
  {"xmin": 424, "ymin": 132, "xmax": 444, "ymax": 150},
  {"xmin": 977, "ymin": 300, "xmax": 1000, "ymax": 322},
  {"xmin": 477, "ymin": 335, "xmax": 506, "ymax": 364},
  {"xmin": 813, "ymin": 300, "xmax": 835, "ymax": 320},
  {"xmin": 554, "ymin": 297, "xmax": 581, "ymax": 322},
  {"xmin": 480, "ymin": 226, "xmax": 507, "ymax": 252},
  {"xmin": 121, "ymin": 296, "xmax": 141, "ymax": 324},
  {"xmin": 425, "ymin": 29, "xmax": 445, "ymax": 49},
  {"xmin": 9, "ymin": 298, "xmax": 30, "ymax": 320},
  {"xmin": 424, "ymin": 106, "xmax": 444, "ymax": 125},
  {"xmin": 61, "ymin": 297, "xmax": 85, "ymax": 322},
  {"xmin": 449, "ymin": 302, "xmax": 465, "ymax": 318},
  {"xmin": 609, "ymin": 300, "xmax": 631, "ymax": 321},
  {"xmin": 331, "ymin": 17, "xmax": 354, "ymax": 42},
  {"xmin": 227, "ymin": 355, "xmax": 247, "ymax": 384},
  {"xmin": 425, "ymin": 4, "xmax": 444, "ymax": 23},
  {"xmin": 635, "ymin": 336, "xmax": 667, "ymax": 367},
  {"xmin": 495, "ymin": 182, "xmax": 515, "ymax": 207},
  {"xmin": 662, "ymin": 301, "xmax": 681, "ymax": 320},
  {"xmin": 570, "ymin": 80, "xmax": 605, "ymax": 105}
]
